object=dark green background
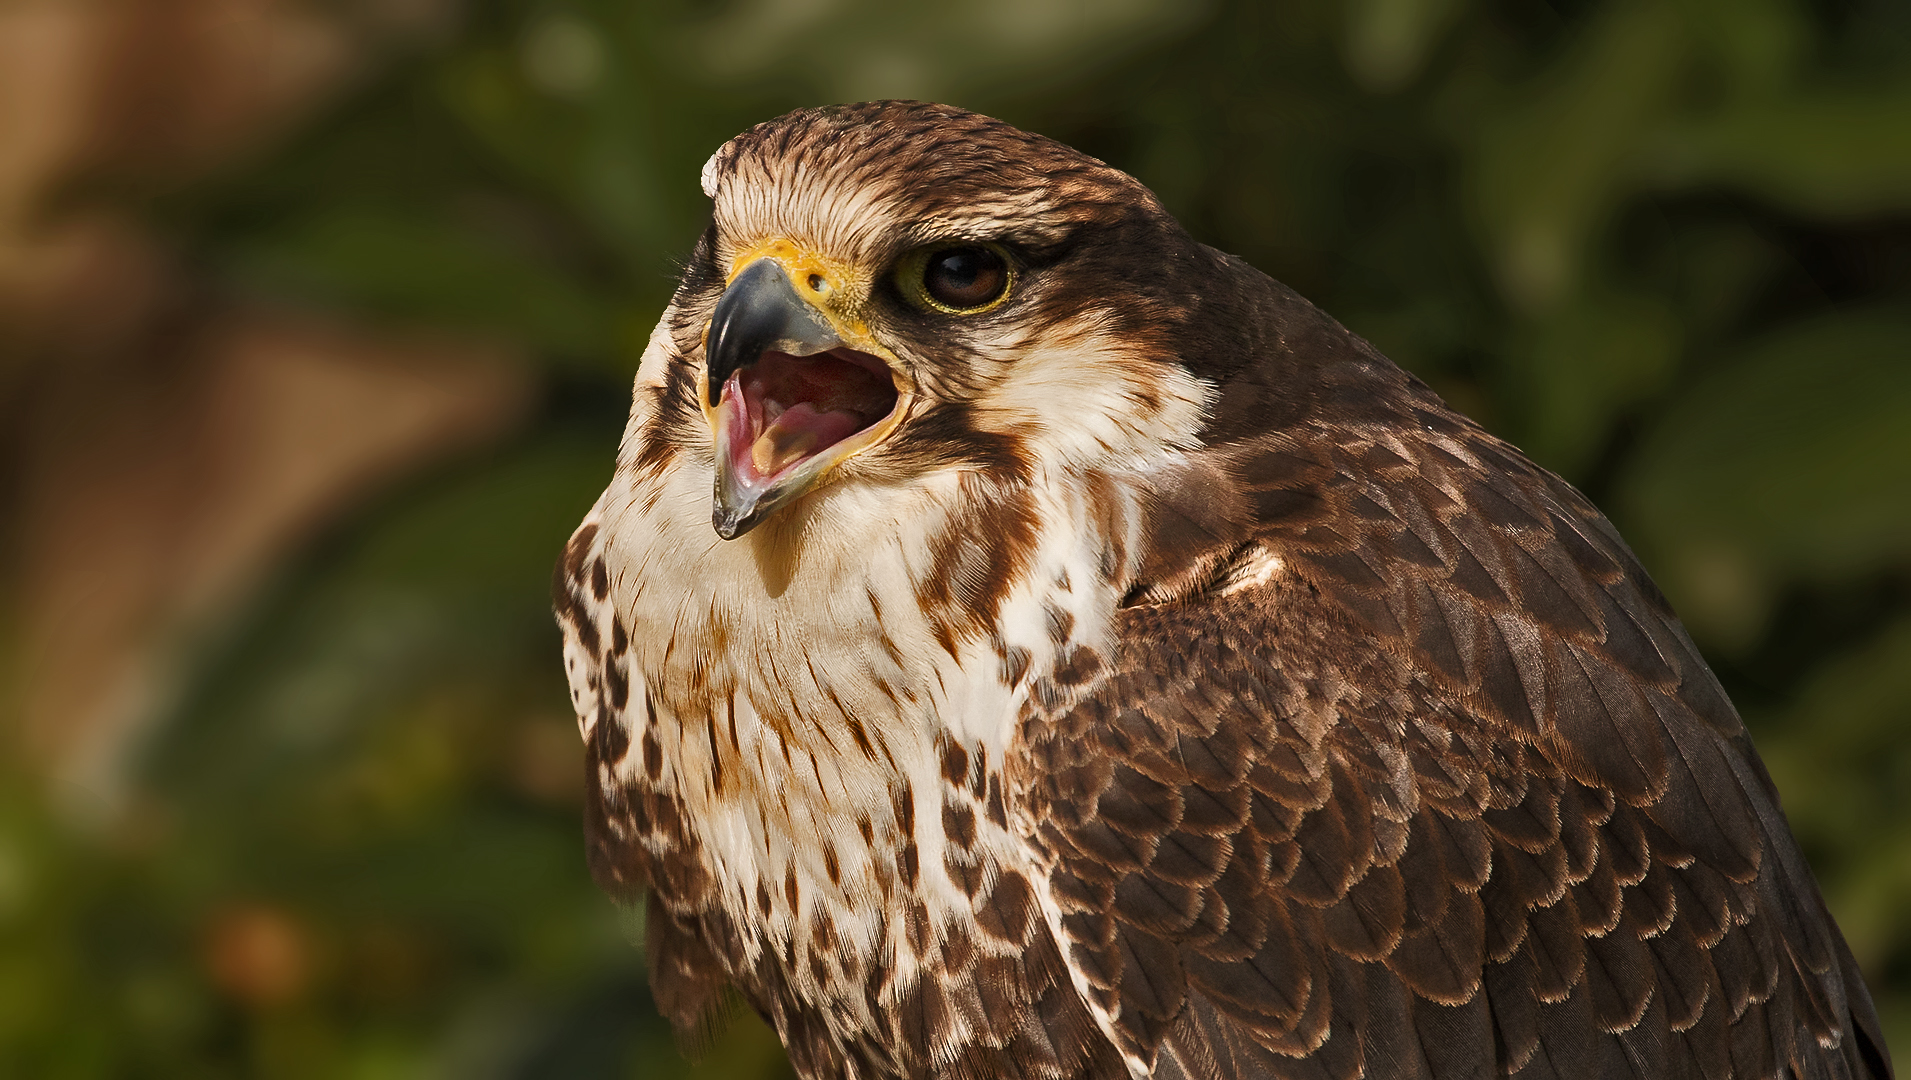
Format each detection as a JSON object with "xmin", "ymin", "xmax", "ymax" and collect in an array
[{"xmin": 4, "ymin": 0, "xmax": 1909, "ymax": 1075}]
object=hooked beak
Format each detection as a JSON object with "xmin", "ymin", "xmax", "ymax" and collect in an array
[{"xmin": 701, "ymin": 256, "xmax": 909, "ymax": 539}]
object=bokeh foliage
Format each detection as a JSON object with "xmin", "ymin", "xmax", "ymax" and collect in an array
[{"xmin": 3, "ymin": 0, "xmax": 1908, "ymax": 1075}]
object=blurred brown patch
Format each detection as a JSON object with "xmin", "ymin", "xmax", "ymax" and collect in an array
[
  {"xmin": 509, "ymin": 713, "xmax": 587, "ymax": 806},
  {"xmin": 202, "ymin": 901, "xmax": 316, "ymax": 1009},
  {"xmin": 87, "ymin": 0, "xmax": 356, "ymax": 178},
  {"xmin": 346, "ymin": 921, "xmax": 439, "ymax": 1008},
  {"xmin": 0, "ymin": 0, "xmax": 534, "ymax": 816},
  {"xmin": 16, "ymin": 312, "xmax": 529, "ymax": 806},
  {"xmin": 0, "ymin": 0, "xmax": 363, "ymax": 358}
]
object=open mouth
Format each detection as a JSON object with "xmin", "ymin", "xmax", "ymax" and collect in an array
[{"xmin": 717, "ymin": 348, "xmax": 901, "ymax": 487}]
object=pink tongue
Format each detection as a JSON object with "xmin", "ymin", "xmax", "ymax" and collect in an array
[{"xmin": 745, "ymin": 402, "xmax": 865, "ymax": 479}]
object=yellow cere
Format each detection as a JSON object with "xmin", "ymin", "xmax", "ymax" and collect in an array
[
  {"xmin": 726, "ymin": 237, "xmax": 886, "ymax": 352},
  {"xmin": 701, "ymin": 236, "xmax": 917, "ymax": 481}
]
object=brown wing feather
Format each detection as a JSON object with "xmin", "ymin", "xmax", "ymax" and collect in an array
[{"xmin": 1014, "ymin": 311, "xmax": 1891, "ymax": 1080}]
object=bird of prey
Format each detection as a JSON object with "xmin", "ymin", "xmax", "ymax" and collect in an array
[{"xmin": 553, "ymin": 101, "xmax": 1891, "ymax": 1080}]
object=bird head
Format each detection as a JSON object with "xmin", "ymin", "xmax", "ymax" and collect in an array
[{"xmin": 635, "ymin": 101, "xmax": 1245, "ymax": 543}]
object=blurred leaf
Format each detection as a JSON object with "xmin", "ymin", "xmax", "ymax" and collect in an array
[
  {"xmin": 1653, "ymin": 219, "xmax": 1785, "ymax": 344},
  {"xmin": 1650, "ymin": 84, "xmax": 1911, "ymax": 217},
  {"xmin": 231, "ymin": 206, "xmax": 621, "ymax": 364},
  {"xmin": 1342, "ymin": 0, "xmax": 1463, "ymax": 92},
  {"xmin": 153, "ymin": 428, "xmax": 612, "ymax": 805},
  {"xmin": 1673, "ymin": 0, "xmax": 1808, "ymax": 94},
  {"xmin": 436, "ymin": 40, "xmax": 678, "ymax": 266},
  {"xmin": 1503, "ymin": 285, "xmax": 1681, "ymax": 476},
  {"xmin": 686, "ymin": 0, "xmax": 1210, "ymax": 103},
  {"xmin": 1467, "ymin": 0, "xmax": 1685, "ymax": 309},
  {"xmin": 1620, "ymin": 309, "xmax": 1911, "ymax": 647},
  {"xmin": 1754, "ymin": 615, "xmax": 1911, "ymax": 1053}
]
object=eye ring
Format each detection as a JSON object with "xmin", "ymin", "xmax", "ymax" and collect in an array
[{"xmin": 900, "ymin": 242, "xmax": 1014, "ymax": 314}]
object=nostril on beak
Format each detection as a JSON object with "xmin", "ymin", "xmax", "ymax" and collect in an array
[{"xmin": 705, "ymin": 258, "xmax": 843, "ymax": 408}]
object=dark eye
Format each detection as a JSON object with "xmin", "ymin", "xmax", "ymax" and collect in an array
[{"xmin": 921, "ymin": 245, "xmax": 1009, "ymax": 311}]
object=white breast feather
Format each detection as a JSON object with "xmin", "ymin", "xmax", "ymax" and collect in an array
[{"xmin": 561, "ymin": 312, "xmax": 1214, "ymax": 1073}]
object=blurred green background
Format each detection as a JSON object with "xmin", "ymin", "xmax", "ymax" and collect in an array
[{"xmin": 1, "ymin": 0, "xmax": 1907, "ymax": 1075}]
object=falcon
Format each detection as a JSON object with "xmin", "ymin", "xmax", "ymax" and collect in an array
[{"xmin": 553, "ymin": 101, "xmax": 1891, "ymax": 1080}]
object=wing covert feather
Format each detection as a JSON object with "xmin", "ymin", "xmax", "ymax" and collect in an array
[{"xmin": 1012, "ymin": 383, "xmax": 1890, "ymax": 1080}]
